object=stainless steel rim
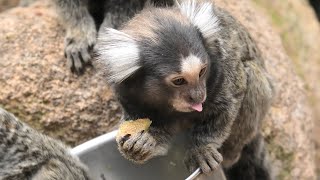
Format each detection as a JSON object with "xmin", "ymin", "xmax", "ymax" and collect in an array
[{"xmin": 70, "ymin": 130, "xmax": 201, "ymax": 180}]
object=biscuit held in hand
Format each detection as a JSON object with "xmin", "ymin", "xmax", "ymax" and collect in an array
[
  {"xmin": 116, "ymin": 118, "xmax": 170, "ymax": 164},
  {"xmin": 116, "ymin": 118, "xmax": 152, "ymax": 141}
]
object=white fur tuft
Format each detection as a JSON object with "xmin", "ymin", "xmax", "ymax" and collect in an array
[
  {"xmin": 95, "ymin": 28, "xmax": 141, "ymax": 84},
  {"xmin": 179, "ymin": 0, "xmax": 220, "ymax": 39}
]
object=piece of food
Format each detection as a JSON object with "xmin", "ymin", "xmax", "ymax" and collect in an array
[{"xmin": 117, "ymin": 118, "xmax": 152, "ymax": 140}]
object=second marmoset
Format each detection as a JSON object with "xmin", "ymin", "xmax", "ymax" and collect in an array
[
  {"xmin": 0, "ymin": 108, "xmax": 90, "ymax": 180},
  {"xmin": 95, "ymin": 0, "xmax": 274, "ymax": 179}
]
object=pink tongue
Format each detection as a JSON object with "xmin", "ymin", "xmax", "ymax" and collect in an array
[{"xmin": 191, "ymin": 103, "xmax": 203, "ymax": 112}]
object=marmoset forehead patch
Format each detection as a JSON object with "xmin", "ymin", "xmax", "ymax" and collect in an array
[
  {"xmin": 181, "ymin": 54, "xmax": 202, "ymax": 74},
  {"xmin": 180, "ymin": 54, "xmax": 205, "ymax": 83}
]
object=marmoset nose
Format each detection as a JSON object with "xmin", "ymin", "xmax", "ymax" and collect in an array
[{"xmin": 187, "ymin": 91, "xmax": 206, "ymax": 104}]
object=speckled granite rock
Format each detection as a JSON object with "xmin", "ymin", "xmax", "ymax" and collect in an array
[
  {"xmin": 252, "ymin": 0, "xmax": 320, "ymax": 177},
  {"xmin": 0, "ymin": 0, "xmax": 19, "ymax": 12},
  {"xmin": 0, "ymin": 0, "xmax": 316, "ymax": 179},
  {"xmin": 0, "ymin": 1, "xmax": 121, "ymax": 146}
]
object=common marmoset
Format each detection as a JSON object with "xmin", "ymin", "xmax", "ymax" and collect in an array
[
  {"xmin": 95, "ymin": 0, "xmax": 274, "ymax": 179},
  {"xmin": 0, "ymin": 108, "xmax": 90, "ymax": 180},
  {"xmin": 53, "ymin": 0, "xmax": 174, "ymax": 74}
]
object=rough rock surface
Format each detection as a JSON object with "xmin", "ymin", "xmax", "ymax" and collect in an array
[
  {"xmin": 0, "ymin": 0, "xmax": 19, "ymax": 12},
  {"xmin": 0, "ymin": 1, "xmax": 122, "ymax": 146},
  {"xmin": 252, "ymin": 0, "xmax": 320, "ymax": 176},
  {"xmin": 0, "ymin": 0, "xmax": 316, "ymax": 179}
]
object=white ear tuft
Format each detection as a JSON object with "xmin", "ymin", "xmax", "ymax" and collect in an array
[
  {"xmin": 95, "ymin": 28, "xmax": 141, "ymax": 84},
  {"xmin": 174, "ymin": 0, "xmax": 181, "ymax": 7},
  {"xmin": 179, "ymin": 0, "xmax": 220, "ymax": 40}
]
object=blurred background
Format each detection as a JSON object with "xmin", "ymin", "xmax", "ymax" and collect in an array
[
  {"xmin": 254, "ymin": 0, "xmax": 320, "ymax": 177},
  {"xmin": 0, "ymin": 0, "xmax": 319, "ymax": 179},
  {"xmin": 251, "ymin": 0, "xmax": 320, "ymax": 177}
]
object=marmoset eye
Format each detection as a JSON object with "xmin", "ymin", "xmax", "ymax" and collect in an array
[
  {"xmin": 172, "ymin": 77, "xmax": 187, "ymax": 86},
  {"xmin": 199, "ymin": 67, "xmax": 207, "ymax": 77}
]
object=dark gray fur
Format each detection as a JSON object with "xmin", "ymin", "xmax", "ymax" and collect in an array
[
  {"xmin": 53, "ymin": 0, "xmax": 173, "ymax": 74},
  {"xmin": 0, "ymin": 108, "xmax": 90, "ymax": 180},
  {"xmin": 95, "ymin": 1, "xmax": 275, "ymax": 180}
]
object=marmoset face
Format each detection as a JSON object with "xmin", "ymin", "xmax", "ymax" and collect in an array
[
  {"xmin": 142, "ymin": 54, "xmax": 209, "ymax": 113},
  {"xmin": 166, "ymin": 55, "xmax": 208, "ymax": 112},
  {"xmin": 122, "ymin": 8, "xmax": 211, "ymax": 112},
  {"xmin": 96, "ymin": 7, "xmax": 214, "ymax": 113}
]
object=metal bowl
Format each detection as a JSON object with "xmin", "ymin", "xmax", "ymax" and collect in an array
[{"xmin": 71, "ymin": 131, "xmax": 226, "ymax": 180}]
